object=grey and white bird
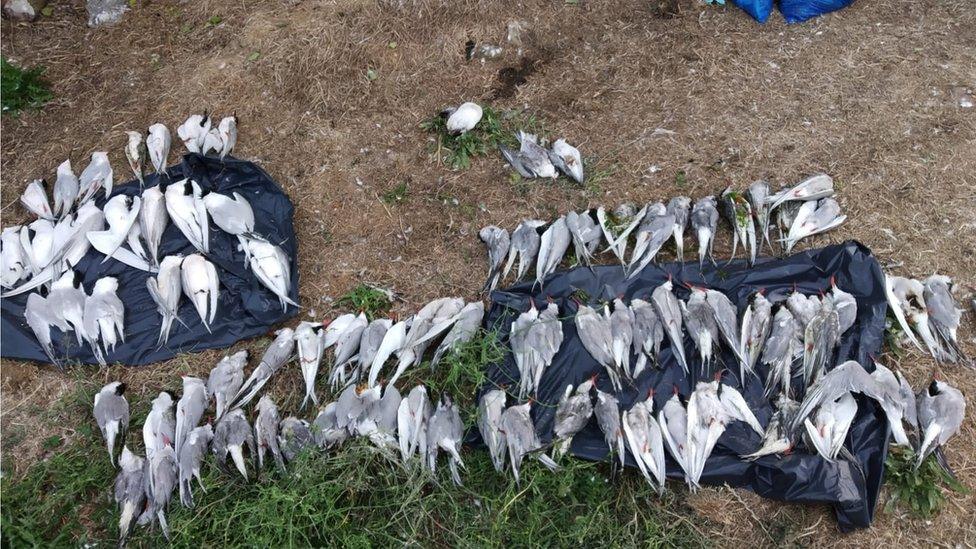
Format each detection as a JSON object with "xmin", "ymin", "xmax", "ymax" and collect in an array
[
  {"xmin": 231, "ymin": 328, "xmax": 294, "ymax": 409},
  {"xmin": 870, "ymin": 362, "xmax": 917, "ymax": 448},
  {"xmin": 147, "ymin": 255, "xmax": 184, "ymax": 347},
  {"xmin": 548, "ymin": 138, "xmax": 584, "ymax": 183},
  {"xmin": 781, "ymin": 198, "xmax": 846, "ymax": 254},
  {"xmin": 426, "ymin": 393, "xmax": 466, "ymax": 486},
  {"xmin": 480, "ymin": 225, "xmax": 510, "ymax": 294},
  {"xmin": 178, "ymin": 424, "xmax": 212, "ymax": 508},
  {"xmin": 534, "ymin": 216, "xmax": 571, "ymax": 288},
  {"xmin": 53, "ymin": 160, "xmax": 79, "ymax": 219},
  {"xmin": 86, "ymin": 194, "xmax": 142, "ymax": 268},
  {"xmin": 681, "ymin": 287, "xmax": 718, "ymax": 373},
  {"xmin": 218, "ymin": 115, "xmax": 238, "ymax": 159},
  {"xmin": 94, "ymin": 381, "xmax": 129, "ymax": 465},
  {"xmin": 885, "ymin": 275, "xmax": 933, "ymax": 354},
  {"xmin": 923, "ymin": 275, "xmax": 966, "ymax": 363},
  {"xmin": 430, "ymin": 301, "xmax": 484, "ymax": 367},
  {"xmin": 143, "ymin": 391, "xmax": 176, "ymax": 462},
  {"xmin": 1, "ymin": 227, "xmax": 26, "ymax": 289},
  {"xmin": 203, "ymin": 191, "xmax": 255, "ymax": 239},
  {"xmin": 666, "ymin": 196, "xmax": 691, "ymax": 263},
  {"xmin": 786, "ymin": 290, "xmax": 819, "ymax": 331},
  {"xmin": 747, "ymin": 181, "xmax": 771, "ymax": 252},
  {"xmin": 916, "ymin": 378, "xmax": 965, "ymax": 471},
  {"xmin": 141, "ymin": 445, "xmax": 178, "ymax": 540},
  {"xmin": 146, "ymin": 123, "xmax": 172, "ymax": 176},
  {"xmin": 124, "ymin": 131, "xmax": 148, "ymax": 188},
  {"xmin": 323, "ymin": 313, "xmax": 357, "ymax": 349},
  {"xmin": 165, "ymin": 179, "xmax": 210, "ymax": 253},
  {"xmin": 651, "ymin": 279, "xmax": 689, "ymax": 374},
  {"xmin": 398, "ymin": 384, "xmax": 432, "ymax": 461},
  {"xmin": 565, "ymin": 210, "xmax": 602, "ymax": 268},
  {"xmin": 181, "ymin": 253, "xmax": 219, "ymax": 332},
  {"xmin": 742, "ymin": 393, "xmax": 799, "ymax": 460},
  {"xmin": 357, "ymin": 318, "xmax": 391, "ymax": 376},
  {"xmin": 500, "ymin": 401, "xmax": 559, "ymax": 484},
  {"xmin": 500, "ymin": 131, "xmax": 557, "ymax": 179},
  {"xmin": 20, "ymin": 179, "xmax": 54, "ymax": 220},
  {"xmin": 628, "ymin": 202, "xmax": 675, "ymax": 278},
  {"xmin": 201, "ymin": 126, "xmax": 223, "ymax": 156},
  {"xmin": 393, "ymin": 297, "xmax": 464, "ymax": 383},
  {"xmin": 139, "ymin": 185, "xmax": 169, "ymax": 268},
  {"xmin": 335, "ymin": 383, "xmax": 381, "ymax": 436},
  {"xmin": 827, "ymin": 276, "xmax": 857, "ymax": 335},
  {"xmin": 114, "ymin": 447, "xmax": 146, "ymax": 546},
  {"xmin": 740, "ymin": 291, "xmax": 772, "ymax": 383},
  {"xmin": 294, "ymin": 321, "xmax": 326, "ymax": 408},
  {"xmin": 367, "ymin": 316, "xmax": 410, "ymax": 388},
  {"xmin": 803, "ymin": 391, "xmax": 857, "ymax": 462},
  {"xmin": 690, "ymin": 196, "xmax": 719, "ymax": 266},
  {"xmin": 597, "ymin": 203, "xmax": 646, "ymax": 266},
  {"xmin": 767, "ymin": 173, "xmax": 834, "ymax": 213},
  {"xmin": 659, "ymin": 389, "xmax": 695, "ymax": 488},
  {"xmin": 313, "ymin": 402, "xmax": 349, "ymax": 450},
  {"xmin": 78, "ymin": 151, "xmax": 113, "ymax": 205},
  {"xmin": 622, "ymin": 392, "xmax": 667, "ymax": 494},
  {"xmin": 25, "ymin": 292, "xmax": 69, "ymax": 365},
  {"xmin": 48, "ymin": 270, "xmax": 87, "ymax": 346},
  {"xmin": 705, "ymin": 288, "xmax": 748, "ymax": 377},
  {"xmin": 444, "ymin": 102, "xmax": 482, "ymax": 135},
  {"xmin": 83, "ymin": 277, "xmax": 125, "ymax": 366},
  {"xmin": 254, "ymin": 396, "xmax": 285, "ymax": 471},
  {"xmin": 279, "ymin": 417, "xmax": 313, "ymax": 461},
  {"xmin": 719, "ymin": 187, "xmax": 757, "ymax": 265},
  {"xmin": 594, "ymin": 387, "xmax": 626, "ymax": 467},
  {"xmin": 574, "ymin": 303, "xmax": 618, "ymax": 390},
  {"xmin": 477, "ymin": 389, "xmax": 507, "ymax": 472},
  {"xmin": 686, "ymin": 375, "xmax": 764, "ymax": 486},
  {"xmin": 503, "ymin": 219, "xmax": 545, "ymax": 282},
  {"xmin": 174, "ymin": 376, "xmax": 208, "ymax": 459},
  {"xmin": 360, "ymin": 384, "xmax": 401, "ymax": 449},
  {"xmin": 510, "ymin": 299, "xmax": 540, "ymax": 394},
  {"xmin": 213, "ymin": 408, "xmax": 256, "ymax": 480},
  {"xmin": 631, "ymin": 298, "xmax": 664, "ymax": 378},
  {"xmin": 526, "ymin": 300, "xmax": 564, "ymax": 397},
  {"xmin": 208, "ymin": 350, "xmax": 247, "ymax": 420},
  {"xmin": 331, "ymin": 312, "xmax": 368, "ymax": 385},
  {"xmin": 609, "ymin": 298, "xmax": 635, "ymax": 380},
  {"xmin": 551, "ymin": 377, "xmax": 595, "ymax": 459},
  {"xmin": 241, "ymin": 236, "xmax": 297, "ymax": 310},
  {"xmin": 790, "ymin": 360, "xmax": 884, "ymax": 436},
  {"xmin": 177, "ymin": 113, "xmax": 211, "ymax": 153},
  {"xmin": 801, "ymin": 298, "xmax": 840, "ymax": 387}
]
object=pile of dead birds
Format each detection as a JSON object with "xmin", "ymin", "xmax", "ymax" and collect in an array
[
  {"xmin": 1, "ymin": 113, "xmax": 298, "ymax": 366},
  {"xmin": 479, "ymin": 174, "xmax": 845, "ymax": 293},
  {"xmin": 96, "ymin": 295, "xmax": 487, "ymax": 544}
]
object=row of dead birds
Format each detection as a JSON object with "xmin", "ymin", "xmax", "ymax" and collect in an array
[
  {"xmin": 93, "ymin": 325, "xmax": 472, "ymax": 545},
  {"xmin": 2, "ymin": 114, "xmax": 299, "ymax": 365},
  {"xmin": 479, "ymin": 173, "xmax": 846, "ymax": 293}
]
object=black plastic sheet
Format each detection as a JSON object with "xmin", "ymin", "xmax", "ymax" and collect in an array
[
  {"xmin": 1, "ymin": 154, "xmax": 299, "ymax": 366},
  {"xmin": 476, "ymin": 241, "xmax": 888, "ymax": 531}
]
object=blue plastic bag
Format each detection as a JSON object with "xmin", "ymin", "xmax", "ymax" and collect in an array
[
  {"xmin": 779, "ymin": 0, "xmax": 854, "ymax": 23},
  {"xmin": 734, "ymin": 0, "xmax": 773, "ymax": 23}
]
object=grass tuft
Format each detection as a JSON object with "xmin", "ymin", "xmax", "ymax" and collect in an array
[
  {"xmin": 884, "ymin": 446, "xmax": 969, "ymax": 518},
  {"xmin": 337, "ymin": 284, "xmax": 393, "ymax": 320},
  {"xmin": 1, "ymin": 58, "xmax": 54, "ymax": 116},
  {"xmin": 421, "ymin": 106, "xmax": 544, "ymax": 171}
]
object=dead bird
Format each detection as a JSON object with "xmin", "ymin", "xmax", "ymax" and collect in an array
[
  {"xmin": 504, "ymin": 219, "xmax": 546, "ymax": 282},
  {"xmin": 177, "ymin": 424, "xmax": 212, "ymax": 508},
  {"xmin": 534, "ymin": 216, "xmax": 571, "ymax": 288},
  {"xmin": 208, "ymin": 350, "xmax": 247, "ymax": 420},
  {"xmin": 622, "ymin": 390, "xmax": 667, "ymax": 494},
  {"xmin": 565, "ymin": 210, "xmax": 602, "ymax": 268},
  {"xmin": 690, "ymin": 196, "xmax": 719, "ymax": 267},
  {"xmin": 574, "ymin": 302, "xmax": 619, "ymax": 391},
  {"xmin": 213, "ymin": 408, "xmax": 256, "ymax": 480},
  {"xmin": 594, "ymin": 387, "xmax": 626, "ymax": 468},
  {"xmin": 478, "ymin": 389, "xmax": 508, "ymax": 472},
  {"xmin": 427, "ymin": 393, "xmax": 466, "ymax": 486},
  {"xmin": 666, "ymin": 196, "xmax": 691, "ymax": 263},
  {"xmin": 398, "ymin": 384, "xmax": 432, "ymax": 462},
  {"xmin": 500, "ymin": 131, "xmax": 557, "ymax": 179},
  {"xmin": 443, "ymin": 101, "xmax": 483, "ymax": 135},
  {"xmin": 551, "ymin": 377, "xmax": 595, "ymax": 459},
  {"xmin": 740, "ymin": 291, "xmax": 772, "ymax": 382},
  {"xmin": 761, "ymin": 306, "xmax": 797, "ymax": 398},
  {"xmin": 781, "ymin": 198, "xmax": 846, "ymax": 254},
  {"xmin": 254, "ymin": 396, "xmax": 285, "ymax": 472},
  {"xmin": 548, "ymin": 138, "xmax": 584, "ymax": 183},
  {"xmin": 916, "ymin": 378, "xmax": 966, "ymax": 473},
  {"xmin": 631, "ymin": 298, "xmax": 664, "ymax": 378},
  {"xmin": 627, "ymin": 202, "xmax": 675, "ymax": 278},
  {"xmin": 279, "ymin": 417, "xmax": 314, "ymax": 462},
  {"xmin": 480, "ymin": 225, "xmax": 510, "ymax": 294},
  {"xmin": 651, "ymin": 279, "xmax": 689, "ymax": 374},
  {"xmin": 500, "ymin": 401, "xmax": 559, "ymax": 484},
  {"xmin": 114, "ymin": 447, "xmax": 146, "ymax": 547},
  {"xmin": 681, "ymin": 286, "xmax": 719, "ymax": 373},
  {"xmin": 719, "ymin": 187, "xmax": 757, "ymax": 265},
  {"xmin": 922, "ymin": 275, "xmax": 967, "ymax": 363},
  {"xmin": 231, "ymin": 327, "xmax": 294, "ymax": 410},
  {"xmin": 747, "ymin": 180, "xmax": 772, "ymax": 252},
  {"xmin": 94, "ymin": 381, "xmax": 129, "ymax": 465},
  {"xmin": 312, "ymin": 402, "xmax": 349, "ymax": 450}
]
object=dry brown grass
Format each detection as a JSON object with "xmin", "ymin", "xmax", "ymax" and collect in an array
[{"xmin": 2, "ymin": 0, "xmax": 975, "ymax": 545}]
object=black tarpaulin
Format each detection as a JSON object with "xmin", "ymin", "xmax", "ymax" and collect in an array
[
  {"xmin": 476, "ymin": 241, "xmax": 888, "ymax": 531},
  {"xmin": 1, "ymin": 154, "xmax": 299, "ymax": 366}
]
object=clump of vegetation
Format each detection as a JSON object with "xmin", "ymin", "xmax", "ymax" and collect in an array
[
  {"xmin": 1, "ymin": 58, "xmax": 54, "ymax": 116},
  {"xmin": 421, "ymin": 107, "xmax": 546, "ymax": 171},
  {"xmin": 429, "ymin": 329, "xmax": 505, "ymax": 406},
  {"xmin": 884, "ymin": 446, "xmax": 969, "ymax": 518},
  {"xmin": 382, "ymin": 181, "xmax": 409, "ymax": 205},
  {"xmin": 337, "ymin": 284, "xmax": 393, "ymax": 320}
]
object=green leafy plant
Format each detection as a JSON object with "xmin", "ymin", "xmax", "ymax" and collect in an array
[
  {"xmin": 884, "ymin": 446, "xmax": 969, "ymax": 518},
  {"xmin": 382, "ymin": 182, "xmax": 409, "ymax": 205},
  {"xmin": 337, "ymin": 284, "xmax": 393, "ymax": 320},
  {"xmin": 428, "ymin": 329, "xmax": 505, "ymax": 406},
  {"xmin": 1, "ymin": 58, "xmax": 54, "ymax": 116}
]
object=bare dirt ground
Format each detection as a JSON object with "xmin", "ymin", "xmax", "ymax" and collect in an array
[{"xmin": 2, "ymin": 0, "xmax": 975, "ymax": 545}]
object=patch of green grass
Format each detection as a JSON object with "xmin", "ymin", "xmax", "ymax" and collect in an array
[
  {"xmin": 883, "ymin": 316, "xmax": 907, "ymax": 358},
  {"xmin": 382, "ymin": 181, "xmax": 409, "ymax": 205},
  {"xmin": 884, "ymin": 446, "xmax": 969, "ymax": 518},
  {"xmin": 421, "ymin": 106, "xmax": 543, "ymax": 171},
  {"xmin": 337, "ymin": 284, "xmax": 393, "ymax": 320},
  {"xmin": 582, "ymin": 161, "xmax": 615, "ymax": 197},
  {"xmin": 1, "ymin": 58, "xmax": 53, "ymax": 116},
  {"xmin": 428, "ymin": 329, "xmax": 504, "ymax": 409},
  {"xmin": 674, "ymin": 169, "xmax": 687, "ymax": 187}
]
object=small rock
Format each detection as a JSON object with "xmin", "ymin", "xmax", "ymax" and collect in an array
[
  {"xmin": 3, "ymin": 0, "xmax": 46, "ymax": 22},
  {"xmin": 86, "ymin": 0, "xmax": 127, "ymax": 27}
]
